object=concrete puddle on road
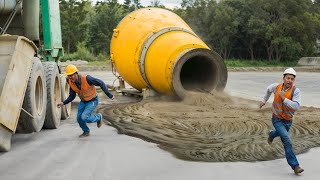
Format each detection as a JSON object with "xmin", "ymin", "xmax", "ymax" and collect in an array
[{"xmin": 99, "ymin": 92, "xmax": 320, "ymax": 162}]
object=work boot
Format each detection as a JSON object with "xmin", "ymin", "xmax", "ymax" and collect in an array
[
  {"xmin": 267, "ymin": 131, "xmax": 273, "ymax": 145},
  {"xmin": 97, "ymin": 113, "xmax": 103, "ymax": 128},
  {"xmin": 79, "ymin": 132, "xmax": 90, "ymax": 138},
  {"xmin": 294, "ymin": 166, "xmax": 304, "ymax": 174}
]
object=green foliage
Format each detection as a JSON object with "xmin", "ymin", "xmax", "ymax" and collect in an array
[
  {"xmin": 178, "ymin": 0, "xmax": 319, "ymax": 62},
  {"xmin": 60, "ymin": 0, "xmax": 92, "ymax": 53},
  {"xmin": 59, "ymin": 53, "xmax": 77, "ymax": 62},
  {"xmin": 149, "ymin": 0, "xmax": 166, "ymax": 8},
  {"xmin": 123, "ymin": 0, "xmax": 135, "ymax": 12},
  {"xmin": 58, "ymin": 0, "xmax": 320, "ymax": 63},
  {"xmin": 75, "ymin": 42, "xmax": 96, "ymax": 61},
  {"xmin": 60, "ymin": 42, "xmax": 96, "ymax": 62},
  {"xmin": 87, "ymin": 2, "xmax": 125, "ymax": 55},
  {"xmin": 88, "ymin": 60, "xmax": 109, "ymax": 66},
  {"xmin": 225, "ymin": 59, "xmax": 298, "ymax": 67},
  {"xmin": 132, "ymin": 0, "xmax": 142, "ymax": 9},
  {"xmin": 97, "ymin": 53, "xmax": 110, "ymax": 62},
  {"xmin": 210, "ymin": 1, "xmax": 240, "ymax": 59}
]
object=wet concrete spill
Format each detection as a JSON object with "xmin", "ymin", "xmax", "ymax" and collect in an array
[{"xmin": 98, "ymin": 91, "xmax": 320, "ymax": 162}]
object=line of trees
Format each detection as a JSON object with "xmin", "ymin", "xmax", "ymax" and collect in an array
[{"xmin": 59, "ymin": 0, "xmax": 320, "ymax": 62}]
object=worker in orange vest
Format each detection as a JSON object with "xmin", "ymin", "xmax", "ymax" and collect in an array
[
  {"xmin": 259, "ymin": 67, "xmax": 303, "ymax": 175},
  {"xmin": 57, "ymin": 64, "xmax": 114, "ymax": 138}
]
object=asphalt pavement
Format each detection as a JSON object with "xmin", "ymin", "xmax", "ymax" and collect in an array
[{"xmin": 0, "ymin": 71, "xmax": 319, "ymax": 180}]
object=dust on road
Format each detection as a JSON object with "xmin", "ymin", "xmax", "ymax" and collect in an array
[{"xmin": 98, "ymin": 91, "xmax": 320, "ymax": 162}]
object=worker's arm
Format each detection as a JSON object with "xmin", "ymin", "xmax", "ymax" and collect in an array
[
  {"xmin": 260, "ymin": 83, "xmax": 278, "ymax": 108},
  {"xmin": 262, "ymin": 83, "xmax": 278, "ymax": 103},
  {"xmin": 63, "ymin": 87, "xmax": 76, "ymax": 104},
  {"xmin": 57, "ymin": 87, "xmax": 76, "ymax": 107},
  {"xmin": 283, "ymin": 87, "xmax": 301, "ymax": 111},
  {"xmin": 86, "ymin": 75, "xmax": 114, "ymax": 99}
]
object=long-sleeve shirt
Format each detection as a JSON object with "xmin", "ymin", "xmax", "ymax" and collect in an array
[
  {"xmin": 262, "ymin": 83, "xmax": 301, "ymax": 111},
  {"xmin": 63, "ymin": 74, "xmax": 113, "ymax": 105}
]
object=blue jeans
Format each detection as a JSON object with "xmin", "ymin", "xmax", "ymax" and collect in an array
[
  {"xmin": 77, "ymin": 97, "xmax": 101, "ymax": 133},
  {"xmin": 269, "ymin": 115, "xmax": 299, "ymax": 169}
]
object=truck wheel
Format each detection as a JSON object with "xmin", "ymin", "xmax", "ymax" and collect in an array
[
  {"xmin": 43, "ymin": 62, "xmax": 61, "ymax": 129},
  {"xmin": 0, "ymin": 125, "xmax": 12, "ymax": 152},
  {"xmin": 16, "ymin": 57, "xmax": 47, "ymax": 133},
  {"xmin": 60, "ymin": 74, "xmax": 71, "ymax": 120}
]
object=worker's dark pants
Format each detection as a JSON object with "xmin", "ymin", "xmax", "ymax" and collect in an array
[
  {"xmin": 77, "ymin": 97, "xmax": 101, "ymax": 133},
  {"xmin": 269, "ymin": 115, "xmax": 299, "ymax": 169}
]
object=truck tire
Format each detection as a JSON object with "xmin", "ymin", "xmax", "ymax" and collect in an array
[
  {"xmin": 60, "ymin": 74, "xmax": 71, "ymax": 120},
  {"xmin": 0, "ymin": 125, "xmax": 12, "ymax": 152},
  {"xmin": 16, "ymin": 57, "xmax": 47, "ymax": 133},
  {"xmin": 43, "ymin": 62, "xmax": 61, "ymax": 129}
]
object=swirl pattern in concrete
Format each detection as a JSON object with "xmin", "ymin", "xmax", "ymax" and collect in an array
[{"xmin": 101, "ymin": 92, "xmax": 320, "ymax": 162}]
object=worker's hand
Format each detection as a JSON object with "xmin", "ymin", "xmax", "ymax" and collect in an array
[
  {"xmin": 259, "ymin": 102, "xmax": 265, "ymax": 109},
  {"xmin": 277, "ymin": 91, "xmax": 285, "ymax": 101},
  {"xmin": 57, "ymin": 102, "xmax": 64, "ymax": 108},
  {"xmin": 111, "ymin": 95, "xmax": 115, "ymax": 100}
]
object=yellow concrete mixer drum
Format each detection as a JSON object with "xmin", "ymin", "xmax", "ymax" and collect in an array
[{"xmin": 110, "ymin": 8, "xmax": 227, "ymax": 99}]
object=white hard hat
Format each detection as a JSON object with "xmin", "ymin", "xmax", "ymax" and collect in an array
[{"xmin": 283, "ymin": 67, "xmax": 296, "ymax": 76}]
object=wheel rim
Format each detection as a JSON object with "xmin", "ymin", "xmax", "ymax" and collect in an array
[
  {"xmin": 35, "ymin": 76, "xmax": 44, "ymax": 116},
  {"xmin": 54, "ymin": 75, "xmax": 61, "ymax": 116}
]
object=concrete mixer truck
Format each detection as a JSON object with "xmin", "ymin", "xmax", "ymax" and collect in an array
[
  {"xmin": 0, "ymin": 0, "xmax": 70, "ymax": 151},
  {"xmin": 1, "ymin": 4, "xmax": 228, "ymax": 151},
  {"xmin": 110, "ymin": 8, "xmax": 228, "ymax": 99}
]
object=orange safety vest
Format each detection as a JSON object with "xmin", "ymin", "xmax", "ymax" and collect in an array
[
  {"xmin": 272, "ymin": 83, "xmax": 296, "ymax": 120},
  {"xmin": 68, "ymin": 74, "xmax": 96, "ymax": 101}
]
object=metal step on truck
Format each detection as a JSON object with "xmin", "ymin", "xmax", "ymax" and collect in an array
[{"xmin": 0, "ymin": 0, "xmax": 70, "ymax": 151}]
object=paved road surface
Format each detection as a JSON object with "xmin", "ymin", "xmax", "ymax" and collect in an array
[
  {"xmin": 0, "ymin": 71, "xmax": 319, "ymax": 180},
  {"xmin": 226, "ymin": 72, "xmax": 320, "ymax": 107}
]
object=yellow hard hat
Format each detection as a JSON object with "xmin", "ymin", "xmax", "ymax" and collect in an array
[{"xmin": 65, "ymin": 64, "xmax": 78, "ymax": 75}]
